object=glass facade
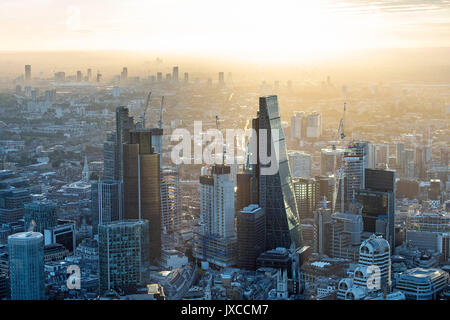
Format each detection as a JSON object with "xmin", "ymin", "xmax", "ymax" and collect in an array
[
  {"xmin": 8, "ymin": 232, "xmax": 45, "ymax": 300},
  {"xmin": 257, "ymin": 96, "xmax": 302, "ymax": 250}
]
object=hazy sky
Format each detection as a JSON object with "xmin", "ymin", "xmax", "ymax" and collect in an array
[{"xmin": 1, "ymin": 0, "xmax": 449, "ymax": 61}]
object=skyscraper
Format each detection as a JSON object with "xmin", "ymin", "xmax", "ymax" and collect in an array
[
  {"xmin": 356, "ymin": 168, "xmax": 396, "ymax": 251},
  {"xmin": 290, "ymin": 111, "xmax": 305, "ymax": 141},
  {"xmin": 98, "ymin": 220, "xmax": 150, "ymax": 295},
  {"xmin": 193, "ymin": 165, "xmax": 236, "ymax": 268},
  {"xmin": 103, "ymin": 131, "xmax": 116, "ymax": 181},
  {"xmin": 25, "ymin": 65, "xmax": 31, "ymax": 81},
  {"xmin": 123, "ymin": 130, "xmax": 161, "ymax": 261},
  {"xmin": 293, "ymin": 178, "xmax": 316, "ymax": 220},
  {"xmin": 306, "ymin": 112, "xmax": 322, "ymax": 139},
  {"xmin": 160, "ymin": 167, "xmax": 181, "ymax": 235},
  {"xmin": 121, "ymin": 67, "xmax": 128, "ymax": 82},
  {"xmin": 8, "ymin": 232, "xmax": 45, "ymax": 300},
  {"xmin": 115, "ymin": 106, "xmax": 135, "ymax": 181},
  {"xmin": 172, "ymin": 66, "xmax": 179, "ymax": 82},
  {"xmin": 91, "ymin": 180, "xmax": 122, "ymax": 230},
  {"xmin": 342, "ymin": 141, "xmax": 370, "ymax": 208},
  {"xmin": 255, "ymin": 95, "xmax": 302, "ymax": 250}
]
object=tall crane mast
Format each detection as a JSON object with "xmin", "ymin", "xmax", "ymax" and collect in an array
[
  {"xmin": 158, "ymin": 96, "xmax": 164, "ymax": 129},
  {"xmin": 140, "ymin": 91, "xmax": 152, "ymax": 128}
]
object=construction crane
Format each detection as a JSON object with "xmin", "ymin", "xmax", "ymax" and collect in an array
[
  {"xmin": 332, "ymin": 102, "xmax": 346, "ymax": 213},
  {"xmin": 139, "ymin": 91, "xmax": 152, "ymax": 128},
  {"xmin": 158, "ymin": 96, "xmax": 164, "ymax": 129}
]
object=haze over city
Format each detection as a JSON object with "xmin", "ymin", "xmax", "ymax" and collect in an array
[{"xmin": 0, "ymin": 0, "xmax": 449, "ymax": 308}]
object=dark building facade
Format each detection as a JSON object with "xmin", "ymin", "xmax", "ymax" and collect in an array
[
  {"xmin": 356, "ymin": 168, "xmax": 396, "ymax": 252},
  {"xmin": 123, "ymin": 130, "xmax": 161, "ymax": 262},
  {"xmin": 237, "ymin": 204, "xmax": 266, "ymax": 270}
]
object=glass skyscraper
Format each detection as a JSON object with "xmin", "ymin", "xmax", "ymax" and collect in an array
[
  {"xmin": 8, "ymin": 232, "xmax": 45, "ymax": 300},
  {"xmin": 254, "ymin": 96, "xmax": 302, "ymax": 250}
]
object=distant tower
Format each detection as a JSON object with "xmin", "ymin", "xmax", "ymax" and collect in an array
[
  {"xmin": 8, "ymin": 232, "xmax": 45, "ymax": 300},
  {"xmin": 172, "ymin": 66, "xmax": 179, "ymax": 82},
  {"xmin": 218, "ymin": 72, "xmax": 225, "ymax": 87},
  {"xmin": 121, "ymin": 67, "xmax": 128, "ymax": 82},
  {"xmin": 25, "ymin": 65, "xmax": 31, "ymax": 81},
  {"xmin": 82, "ymin": 155, "xmax": 89, "ymax": 182}
]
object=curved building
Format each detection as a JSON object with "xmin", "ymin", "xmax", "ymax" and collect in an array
[{"xmin": 358, "ymin": 234, "xmax": 391, "ymax": 291}]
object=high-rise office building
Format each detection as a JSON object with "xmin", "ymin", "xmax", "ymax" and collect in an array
[
  {"xmin": 91, "ymin": 180, "xmax": 122, "ymax": 231},
  {"xmin": 253, "ymin": 95, "xmax": 302, "ymax": 250},
  {"xmin": 306, "ymin": 112, "xmax": 322, "ymax": 139},
  {"xmin": 184, "ymin": 72, "xmax": 189, "ymax": 84},
  {"xmin": 237, "ymin": 204, "xmax": 266, "ymax": 270},
  {"xmin": 356, "ymin": 168, "xmax": 396, "ymax": 251},
  {"xmin": 115, "ymin": 106, "xmax": 135, "ymax": 181},
  {"xmin": 8, "ymin": 232, "xmax": 45, "ymax": 300},
  {"xmin": 288, "ymin": 150, "xmax": 311, "ymax": 178},
  {"xmin": 98, "ymin": 220, "xmax": 150, "ymax": 295},
  {"xmin": 157, "ymin": 72, "xmax": 163, "ymax": 82},
  {"xmin": 293, "ymin": 178, "xmax": 317, "ymax": 220},
  {"xmin": 342, "ymin": 141, "xmax": 370, "ymax": 208},
  {"xmin": 23, "ymin": 201, "xmax": 58, "ymax": 234},
  {"xmin": 172, "ymin": 66, "xmax": 179, "ymax": 82},
  {"xmin": 123, "ymin": 130, "xmax": 161, "ymax": 261},
  {"xmin": 290, "ymin": 111, "xmax": 305, "ymax": 141},
  {"xmin": 321, "ymin": 147, "xmax": 344, "ymax": 176},
  {"xmin": 121, "ymin": 67, "xmax": 128, "ymax": 82},
  {"xmin": 193, "ymin": 165, "xmax": 237, "ymax": 268},
  {"xmin": 313, "ymin": 205, "xmax": 332, "ymax": 255},
  {"xmin": 160, "ymin": 167, "xmax": 180, "ymax": 235},
  {"xmin": 87, "ymin": 68, "xmax": 92, "ymax": 81},
  {"xmin": 76, "ymin": 70, "xmax": 82, "ymax": 82},
  {"xmin": 25, "ymin": 65, "xmax": 31, "ymax": 81},
  {"xmin": 103, "ymin": 131, "xmax": 116, "ymax": 181},
  {"xmin": 0, "ymin": 189, "xmax": 31, "ymax": 224},
  {"xmin": 218, "ymin": 72, "xmax": 225, "ymax": 86}
]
